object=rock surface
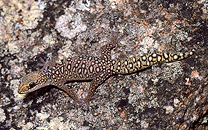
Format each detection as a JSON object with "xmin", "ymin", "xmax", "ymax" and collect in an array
[{"xmin": 0, "ymin": 0, "xmax": 207, "ymax": 129}]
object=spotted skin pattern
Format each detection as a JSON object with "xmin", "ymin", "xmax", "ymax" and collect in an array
[{"xmin": 18, "ymin": 34, "xmax": 194, "ymax": 107}]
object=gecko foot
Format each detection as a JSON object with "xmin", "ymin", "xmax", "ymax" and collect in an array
[
  {"xmin": 37, "ymin": 57, "xmax": 56, "ymax": 71},
  {"xmin": 107, "ymin": 31, "xmax": 124, "ymax": 46},
  {"xmin": 78, "ymin": 95, "xmax": 99, "ymax": 108},
  {"xmin": 71, "ymin": 100, "xmax": 79, "ymax": 109}
]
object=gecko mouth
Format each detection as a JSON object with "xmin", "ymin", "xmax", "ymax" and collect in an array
[{"xmin": 18, "ymin": 82, "xmax": 38, "ymax": 94}]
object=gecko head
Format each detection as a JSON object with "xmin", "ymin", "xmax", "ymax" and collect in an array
[{"xmin": 18, "ymin": 71, "xmax": 49, "ymax": 94}]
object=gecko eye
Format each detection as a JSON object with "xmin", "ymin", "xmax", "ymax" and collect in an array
[{"xmin": 28, "ymin": 82, "xmax": 37, "ymax": 89}]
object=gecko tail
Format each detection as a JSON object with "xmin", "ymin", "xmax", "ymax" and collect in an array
[{"xmin": 113, "ymin": 51, "xmax": 194, "ymax": 75}]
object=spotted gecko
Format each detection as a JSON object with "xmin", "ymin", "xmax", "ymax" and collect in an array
[{"xmin": 18, "ymin": 33, "xmax": 193, "ymax": 107}]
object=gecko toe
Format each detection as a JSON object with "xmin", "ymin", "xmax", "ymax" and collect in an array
[{"xmin": 78, "ymin": 94, "xmax": 99, "ymax": 108}]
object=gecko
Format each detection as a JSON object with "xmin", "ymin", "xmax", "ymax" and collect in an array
[{"xmin": 18, "ymin": 33, "xmax": 193, "ymax": 107}]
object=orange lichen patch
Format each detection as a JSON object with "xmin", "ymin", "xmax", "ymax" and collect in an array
[
  {"xmin": 133, "ymin": 9, "xmax": 140, "ymax": 16},
  {"xmin": 172, "ymin": 19, "xmax": 181, "ymax": 25},
  {"xmin": 158, "ymin": 45, "xmax": 166, "ymax": 52},
  {"xmin": 15, "ymin": 30, "xmax": 21, "ymax": 37},
  {"xmin": 116, "ymin": 0, "xmax": 121, "ymax": 3},
  {"xmin": 120, "ymin": 111, "xmax": 125, "ymax": 118},
  {"xmin": 17, "ymin": 36, "xmax": 24, "ymax": 41},
  {"xmin": 191, "ymin": 70, "xmax": 203, "ymax": 80},
  {"xmin": 96, "ymin": 12, "xmax": 104, "ymax": 19},
  {"xmin": 137, "ymin": 34, "xmax": 142, "ymax": 40},
  {"xmin": 144, "ymin": 30, "xmax": 153, "ymax": 37},
  {"xmin": 105, "ymin": 112, "xmax": 111, "ymax": 119},
  {"xmin": 181, "ymin": 20, "xmax": 190, "ymax": 27},
  {"xmin": 184, "ymin": 89, "xmax": 191, "ymax": 96},
  {"xmin": 117, "ymin": 2, "xmax": 126, "ymax": 10},
  {"xmin": 165, "ymin": 13, "xmax": 172, "ymax": 20},
  {"xmin": 142, "ymin": 21, "xmax": 149, "ymax": 28},
  {"xmin": 157, "ymin": 6, "xmax": 163, "ymax": 12},
  {"xmin": 81, "ymin": 41, "xmax": 86, "ymax": 46},
  {"xmin": 89, "ymin": 7, "xmax": 96, "ymax": 13},
  {"xmin": 4, "ymin": 34, "xmax": 11, "ymax": 42},
  {"xmin": 17, "ymin": 17, "xmax": 22, "ymax": 24},
  {"xmin": 7, "ymin": 75, "xmax": 12, "ymax": 81},
  {"xmin": 137, "ymin": 85, "xmax": 144, "ymax": 93},
  {"xmin": 185, "ymin": 78, "xmax": 191, "ymax": 86}
]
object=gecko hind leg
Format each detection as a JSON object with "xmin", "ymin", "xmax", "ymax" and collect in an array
[
  {"xmin": 101, "ymin": 32, "xmax": 124, "ymax": 61},
  {"xmin": 37, "ymin": 57, "xmax": 56, "ymax": 71},
  {"xmin": 79, "ymin": 73, "xmax": 111, "ymax": 108}
]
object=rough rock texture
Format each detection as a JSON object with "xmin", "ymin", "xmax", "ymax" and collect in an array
[{"xmin": 0, "ymin": 0, "xmax": 207, "ymax": 129}]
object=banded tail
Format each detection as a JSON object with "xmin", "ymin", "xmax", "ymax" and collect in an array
[{"xmin": 113, "ymin": 51, "xmax": 194, "ymax": 74}]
